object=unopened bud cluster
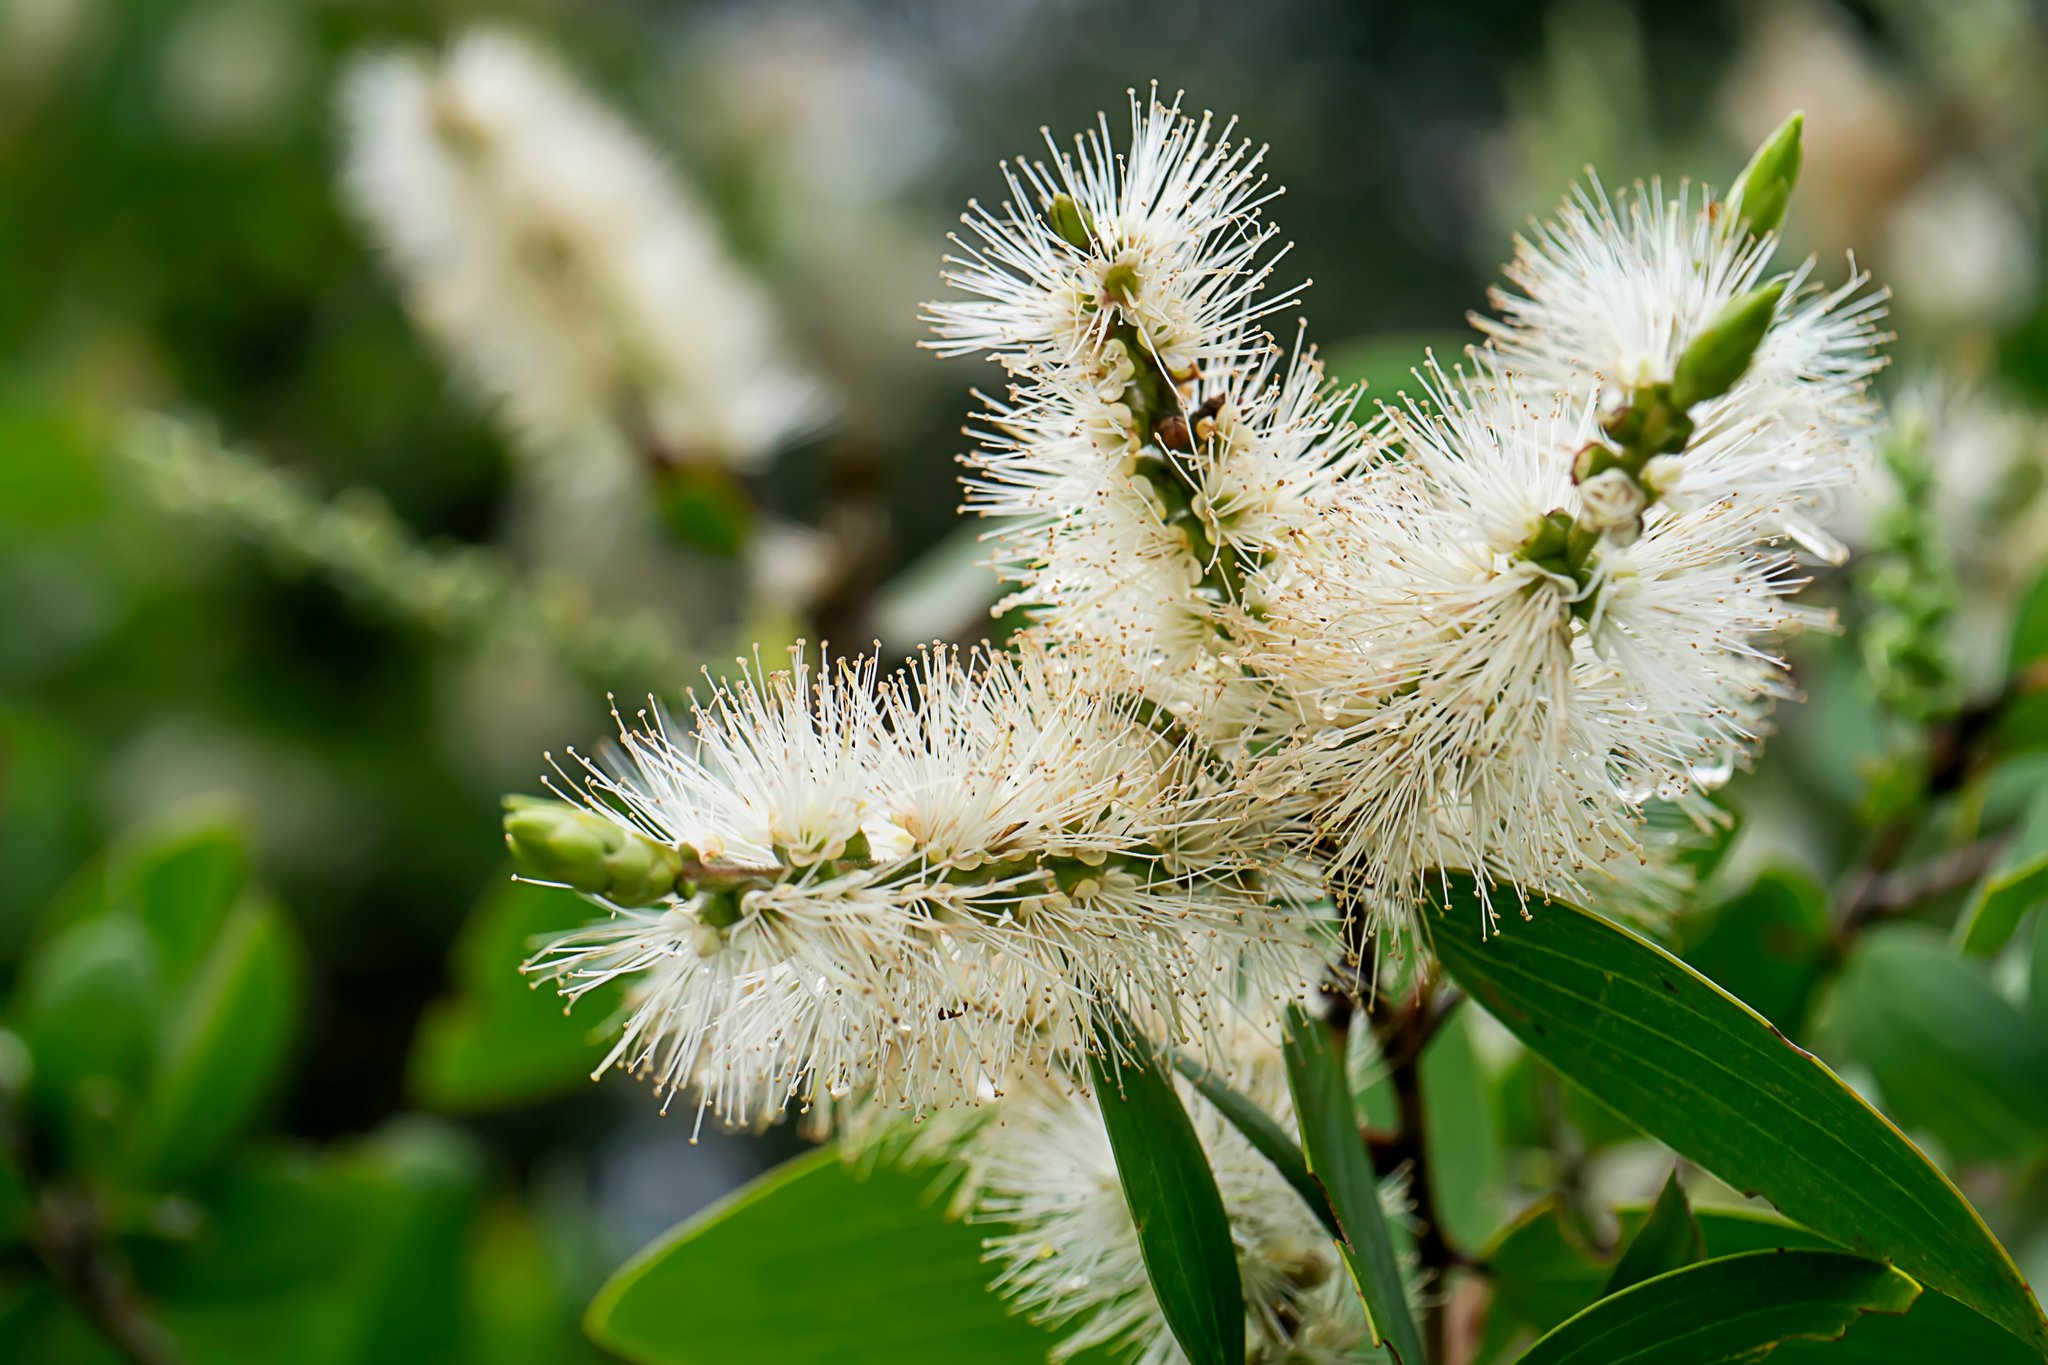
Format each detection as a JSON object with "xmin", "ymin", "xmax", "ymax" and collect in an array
[{"xmin": 1861, "ymin": 416, "xmax": 1962, "ymax": 725}]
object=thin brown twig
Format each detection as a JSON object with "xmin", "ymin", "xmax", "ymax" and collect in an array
[
  {"xmin": 1839, "ymin": 831, "xmax": 2013, "ymax": 934},
  {"xmin": 29, "ymin": 1192, "xmax": 181, "ymax": 1365},
  {"xmin": 1362, "ymin": 977, "xmax": 1473, "ymax": 1365}
]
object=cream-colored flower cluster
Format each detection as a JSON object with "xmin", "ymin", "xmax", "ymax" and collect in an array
[{"xmin": 506, "ymin": 92, "xmax": 1880, "ymax": 1157}]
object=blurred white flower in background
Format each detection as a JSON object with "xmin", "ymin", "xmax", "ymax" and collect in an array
[
  {"xmin": 340, "ymin": 26, "xmax": 829, "ymax": 549},
  {"xmin": 669, "ymin": 9, "xmax": 950, "ymax": 438},
  {"xmin": 1883, "ymin": 165, "xmax": 2037, "ymax": 330}
]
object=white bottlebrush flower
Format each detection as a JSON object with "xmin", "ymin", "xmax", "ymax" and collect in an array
[
  {"xmin": 959, "ymin": 330, "xmax": 1369, "ymax": 761},
  {"xmin": 925, "ymin": 85, "xmax": 1294, "ymax": 390},
  {"xmin": 340, "ymin": 27, "xmax": 826, "ymax": 474},
  {"xmin": 1475, "ymin": 175, "xmax": 1887, "ymax": 527},
  {"xmin": 1250, "ymin": 360, "xmax": 1813, "ymax": 938},
  {"xmin": 524, "ymin": 637, "xmax": 1322, "ymax": 1130},
  {"xmin": 959, "ymin": 1035, "xmax": 1396, "ymax": 1365},
  {"xmin": 929, "ymin": 96, "xmax": 1369, "ymax": 766}
]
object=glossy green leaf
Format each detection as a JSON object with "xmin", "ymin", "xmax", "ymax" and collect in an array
[
  {"xmin": 1770, "ymin": 1284, "xmax": 2048, "ymax": 1362},
  {"xmin": 1482, "ymin": 1199, "xmax": 1833, "ymax": 1343},
  {"xmin": 1516, "ymin": 1250, "xmax": 1919, "ymax": 1365},
  {"xmin": 1958, "ymin": 783, "xmax": 2048, "ymax": 956},
  {"xmin": 1602, "ymin": 1172, "xmax": 1702, "ymax": 1296},
  {"xmin": 587, "ymin": 1146, "xmax": 1087, "ymax": 1365},
  {"xmin": 1091, "ymin": 1015, "xmax": 1245, "ymax": 1365},
  {"xmin": 409, "ymin": 877, "xmax": 617, "ymax": 1112},
  {"xmin": 1832, "ymin": 924, "xmax": 2048, "ymax": 1165},
  {"xmin": 1283, "ymin": 1005, "xmax": 1424, "ymax": 1365},
  {"xmin": 1479, "ymin": 1200, "xmax": 2043, "ymax": 1363},
  {"xmin": 135, "ymin": 896, "xmax": 302, "ymax": 1182},
  {"xmin": 1169, "ymin": 1048, "xmax": 1337, "ymax": 1238},
  {"xmin": 1682, "ymin": 868, "xmax": 1831, "ymax": 1036},
  {"xmin": 1428, "ymin": 875, "xmax": 2048, "ymax": 1346}
]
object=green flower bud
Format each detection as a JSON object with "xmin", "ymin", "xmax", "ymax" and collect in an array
[
  {"xmin": 1731, "ymin": 111, "xmax": 1803, "ymax": 238},
  {"xmin": 1671, "ymin": 281, "xmax": 1785, "ymax": 411},
  {"xmin": 1573, "ymin": 441, "xmax": 1625, "ymax": 484},
  {"xmin": 1099, "ymin": 261, "xmax": 1141, "ymax": 306},
  {"xmin": 1045, "ymin": 192, "xmax": 1095, "ymax": 249},
  {"xmin": 502, "ymin": 796, "xmax": 683, "ymax": 907},
  {"xmin": 1519, "ymin": 509, "xmax": 1577, "ymax": 577}
]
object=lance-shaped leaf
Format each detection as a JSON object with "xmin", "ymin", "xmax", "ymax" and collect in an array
[
  {"xmin": 1427, "ymin": 874, "xmax": 2048, "ymax": 1347},
  {"xmin": 1480, "ymin": 1199, "xmax": 2044, "ymax": 1362},
  {"xmin": 1168, "ymin": 1048, "xmax": 1338, "ymax": 1239},
  {"xmin": 1281, "ymin": 1005, "xmax": 1425, "ymax": 1365},
  {"xmin": 1602, "ymin": 1172, "xmax": 1702, "ymax": 1296},
  {"xmin": 1517, "ymin": 1250, "xmax": 1918, "ymax": 1364},
  {"xmin": 1088, "ymin": 1012, "xmax": 1245, "ymax": 1365}
]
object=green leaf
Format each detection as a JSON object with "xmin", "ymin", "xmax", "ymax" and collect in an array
[
  {"xmin": 1428, "ymin": 874, "xmax": 2048, "ymax": 1346},
  {"xmin": 1479, "ymin": 1200, "xmax": 2043, "ymax": 1364},
  {"xmin": 1769, "ymin": 1284, "xmax": 2048, "ymax": 1362},
  {"xmin": 1282, "ymin": 1005, "xmax": 1424, "ymax": 1365},
  {"xmin": 1090, "ymin": 1014, "xmax": 1245, "ymax": 1365},
  {"xmin": 1168, "ymin": 1048, "xmax": 1338, "ymax": 1239},
  {"xmin": 16, "ymin": 914, "xmax": 157, "ymax": 1107},
  {"xmin": 1602, "ymin": 1172, "xmax": 1702, "ymax": 1296},
  {"xmin": 134, "ymin": 896, "xmax": 302, "ymax": 1182},
  {"xmin": 1682, "ymin": 868, "xmax": 1831, "ymax": 1036},
  {"xmin": 1420, "ymin": 1006, "xmax": 1504, "ymax": 1253},
  {"xmin": 1958, "ymin": 782, "xmax": 2048, "ymax": 956},
  {"xmin": 409, "ymin": 877, "xmax": 618, "ymax": 1112},
  {"xmin": 117, "ymin": 815, "xmax": 251, "ymax": 992},
  {"xmin": 1481, "ymin": 1199, "xmax": 1833, "ymax": 1342},
  {"xmin": 1831, "ymin": 924, "xmax": 2048, "ymax": 1165},
  {"xmin": 1515, "ymin": 1250, "xmax": 1919, "ymax": 1365},
  {"xmin": 587, "ymin": 1146, "xmax": 1085, "ymax": 1365},
  {"xmin": 38, "ymin": 810, "xmax": 251, "ymax": 994}
]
